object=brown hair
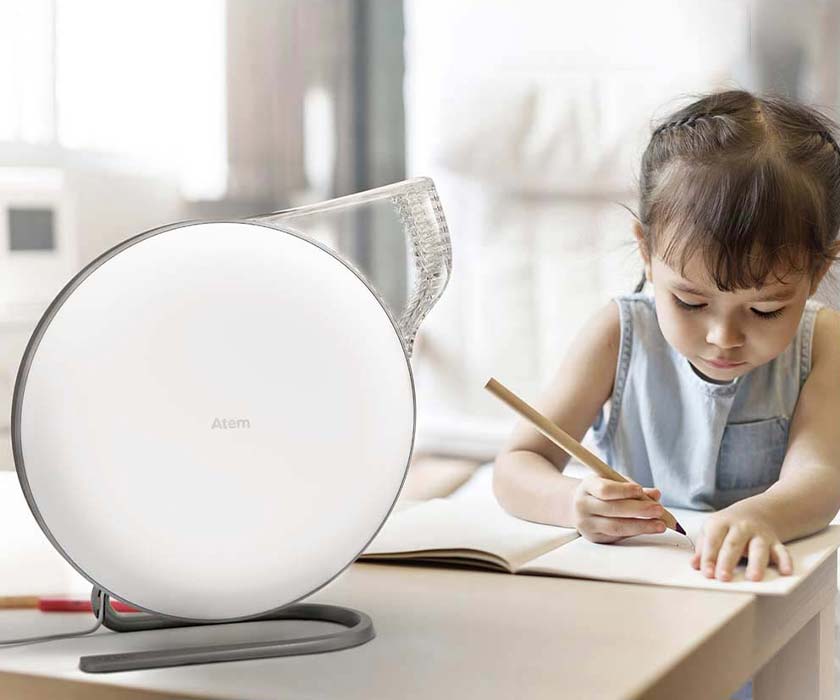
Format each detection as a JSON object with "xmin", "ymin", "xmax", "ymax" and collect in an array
[{"xmin": 629, "ymin": 89, "xmax": 840, "ymax": 293}]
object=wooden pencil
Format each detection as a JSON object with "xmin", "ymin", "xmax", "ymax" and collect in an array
[
  {"xmin": 485, "ymin": 376, "xmax": 686, "ymax": 535},
  {"xmin": 0, "ymin": 596, "xmax": 39, "ymax": 609}
]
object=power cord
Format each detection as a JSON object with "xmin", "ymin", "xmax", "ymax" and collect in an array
[{"xmin": 0, "ymin": 593, "xmax": 106, "ymax": 648}]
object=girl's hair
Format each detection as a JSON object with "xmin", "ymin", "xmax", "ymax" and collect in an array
[{"xmin": 630, "ymin": 89, "xmax": 840, "ymax": 294}]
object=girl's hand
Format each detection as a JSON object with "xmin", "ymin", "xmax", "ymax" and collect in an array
[
  {"xmin": 691, "ymin": 508, "xmax": 793, "ymax": 582},
  {"xmin": 572, "ymin": 476, "xmax": 665, "ymax": 543}
]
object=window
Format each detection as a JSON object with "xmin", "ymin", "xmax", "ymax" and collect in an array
[{"xmin": 0, "ymin": 0, "xmax": 227, "ymax": 200}]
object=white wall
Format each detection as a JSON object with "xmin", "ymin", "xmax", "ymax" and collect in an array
[{"xmin": 0, "ymin": 144, "xmax": 186, "ymax": 470}]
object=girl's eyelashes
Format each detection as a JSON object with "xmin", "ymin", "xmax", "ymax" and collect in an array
[
  {"xmin": 671, "ymin": 294, "xmax": 706, "ymax": 311},
  {"xmin": 672, "ymin": 295, "xmax": 705, "ymax": 311},
  {"xmin": 752, "ymin": 307, "xmax": 785, "ymax": 320},
  {"xmin": 671, "ymin": 294, "xmax": 785, "ymax": 320}
]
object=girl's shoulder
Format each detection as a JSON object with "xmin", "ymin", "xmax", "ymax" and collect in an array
[
  {"xmin": 812, "ymin": 305, "xmax": 840, "ymax": 374},
  {"xmin": 613, "ymin": 291, "xmax": 655, "ymax": 306},
  {"xmin": 608, "ymin": 292, "xmax": 659, "ymax": 339},
  {"xmin": 611, "ymin": 291, "xmax": 657, "ymax": 317}
]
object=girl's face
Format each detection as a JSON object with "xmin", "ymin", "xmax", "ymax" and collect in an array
[{"xmin": 635, "ymin": 226, "xmax": 824, "ymax": 384}]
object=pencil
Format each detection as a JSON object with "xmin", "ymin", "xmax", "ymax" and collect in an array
[
  {"xmin": 37, "ymin": 598, "xmax": 139, "ymax": 613},
  {"xmin": 0, "ymin": 596, "xmax": 139, "ymax": 612},
  {"xmin": 0, "ymin": 596, "xmax": 39, "ymax": 609},
  {"xmin": 485, "ymin": 376, "xmax": 686, "ymax": 536}
]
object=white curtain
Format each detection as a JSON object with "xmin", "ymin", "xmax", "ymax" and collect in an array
[{"xmin": 224, "ymin": 0, "xmax": 358, "ymax": 207}]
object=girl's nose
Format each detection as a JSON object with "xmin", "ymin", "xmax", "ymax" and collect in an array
[{"xmin": 706, "ymin": 320, "xmax": 745, "ymax": 349}]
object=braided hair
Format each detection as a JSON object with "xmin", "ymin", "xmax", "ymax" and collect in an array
[{"xmin": 630, "ymin": 90, "xmax": 840, "ymax": 295}]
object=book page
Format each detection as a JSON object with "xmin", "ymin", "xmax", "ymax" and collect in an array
[
  {"xmin": 520, "ymin": 507, "xmax": 840, "ymax": 595},
  {"xmin": 362, "ymin": 479, "xmax": 579, "ymax": 572}
]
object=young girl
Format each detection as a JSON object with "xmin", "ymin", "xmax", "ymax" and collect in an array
[{"xmin": 493, "ymin": 89, "xmax": 840, "ymax": 585}]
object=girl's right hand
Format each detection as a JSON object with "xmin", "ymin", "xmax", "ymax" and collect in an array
[{"xmin": 572, "ymin": 476, "xmax": 666, "ymax": 543}]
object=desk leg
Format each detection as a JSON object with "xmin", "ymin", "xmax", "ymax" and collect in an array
[{"xmin": 753, "ymin": 592, "xmax": 836, "ymax": 700}]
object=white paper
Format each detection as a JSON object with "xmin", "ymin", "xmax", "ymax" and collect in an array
[{"xmin": 520, "ymin": 507, "xmax": 840, "ymax": 595}]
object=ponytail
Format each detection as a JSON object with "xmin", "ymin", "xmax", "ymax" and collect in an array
[{"xmin": 632, "ymin": 271, "xmax": 646, "ymax": 293}]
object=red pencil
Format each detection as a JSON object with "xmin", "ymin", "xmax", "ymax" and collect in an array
[{"xmin": 38, "ymin": 597, "xmax": 140, "ymax": 613}]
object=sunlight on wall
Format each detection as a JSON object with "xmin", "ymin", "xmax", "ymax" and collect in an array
[
  {"xmin": 55, "ymin": 0, "xmax": 226, "ymax": 200},
  {"xmin": 0, "ymin": 0, "xmax": 227, "ymax": 201}
]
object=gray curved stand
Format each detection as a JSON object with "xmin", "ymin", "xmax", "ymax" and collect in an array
[{"xmin": 79, "ymin": 586, "xmax": 375, "ymax": 673}]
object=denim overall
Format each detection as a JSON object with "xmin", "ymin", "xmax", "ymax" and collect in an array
[{"xmin": 591, "ymin": 292, "xmax": 822, "ymax": 511}]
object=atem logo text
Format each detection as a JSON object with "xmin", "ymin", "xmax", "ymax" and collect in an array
[{"xmin": 211, "ymin": 418, "xmax": 251, "ymax": 430}]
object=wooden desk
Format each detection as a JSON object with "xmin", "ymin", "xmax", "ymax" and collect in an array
[{"xmin": 0, "ymin": 557, "xmax": 834, "ymax": 700}]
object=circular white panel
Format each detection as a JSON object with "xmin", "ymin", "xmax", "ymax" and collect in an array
[{"xmin": 13, "ymin": 221, "xmax": 414, "ymax": 621}]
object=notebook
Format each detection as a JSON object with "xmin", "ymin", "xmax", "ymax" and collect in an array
[{"xmin": 361, "ymin": 464, "xmax": 840, "ymax": 595}]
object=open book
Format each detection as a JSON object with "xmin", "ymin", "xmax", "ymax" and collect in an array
[{"xmin": 361, "ymin": 465, "xmax": 840, "ymax": 596}]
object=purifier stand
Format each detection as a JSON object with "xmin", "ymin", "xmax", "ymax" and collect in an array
[{"xmin": 79, "ymin": 586, "xmax": 375, "ymax": 673}]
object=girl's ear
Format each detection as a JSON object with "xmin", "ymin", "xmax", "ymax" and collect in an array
[{"xmin": 633, "ymin": 221, "xmax": 653, "ymax": 282}]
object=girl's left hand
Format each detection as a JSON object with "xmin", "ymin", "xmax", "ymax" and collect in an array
[{"xmin": 690, "ymin": 508, "xmax": 794, "ymax": 582}]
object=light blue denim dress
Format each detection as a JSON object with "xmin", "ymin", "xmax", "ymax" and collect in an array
[
  {"xmin": 589, "ymin": 292, "xmax": 823, "ymax": 700},
  {"xmin": 591, "ymin": 292, "xmax": 823, "ymax": 511}
]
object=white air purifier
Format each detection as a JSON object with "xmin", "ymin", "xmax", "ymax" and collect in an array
[{"xmin": 10, "ymin": 177, "xmax": 451, "ymax": 672}]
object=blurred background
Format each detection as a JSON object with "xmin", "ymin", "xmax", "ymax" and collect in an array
[{"xmin": 1, "ymin": 0, "xmax": 839, "ymax": 474}]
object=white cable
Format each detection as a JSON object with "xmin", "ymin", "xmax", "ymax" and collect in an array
[{"xmin": 0, "ymin": 593, "xmax": 106, "ymax": 648}]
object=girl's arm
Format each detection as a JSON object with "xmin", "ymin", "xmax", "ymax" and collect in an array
[
  {"xmin": 694, "ymin": 307, "xmax": 840, "ymax": 581},
  {"xmin": 764, "ymin": 307, "xmax": 840, "ymax": 537},
  {"xmin": 493, "ymin": 301, "xmax": 665, "ymax": 539}
]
